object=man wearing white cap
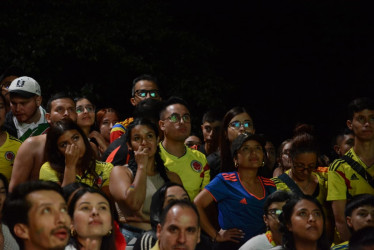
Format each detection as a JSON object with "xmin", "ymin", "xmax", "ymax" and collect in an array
[{"xmin": 3, "ymin": 76, "xmax": 49, "ymax": 142}]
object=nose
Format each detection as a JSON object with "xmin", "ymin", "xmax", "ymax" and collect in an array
[
  {"xmin": 177, "ymin": 231, "xmax": 186, "ymax": 244},
  {"xmin": 367, "ymin": 213, "xmax": 373, "ymax": 222},
  {"xmin": 91, "ymin": 207, "xmax": 99, "ymax": 216},
  {"xmin": 56, "ymin": 211, "xmax": 68, "ymax": 224},
  {"xmin": 109, "ymin": 122, "xmax": 114, "ymax": 129}
]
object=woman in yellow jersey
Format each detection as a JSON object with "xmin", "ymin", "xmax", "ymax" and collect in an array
[{"xmin": 39, "ymin": 119, "xmax": 113, "ymax": 196}]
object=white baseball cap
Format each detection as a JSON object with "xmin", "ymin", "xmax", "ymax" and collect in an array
[{"xmin": 8, "ymin": 76, "xmax": 41, "ymax": 98}]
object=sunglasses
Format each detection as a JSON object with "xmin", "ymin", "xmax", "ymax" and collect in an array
[{"xmin": 134, "ymin": 89, "xmax": 159, "ymax": 98}]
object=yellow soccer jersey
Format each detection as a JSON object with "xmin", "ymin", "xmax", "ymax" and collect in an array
[
  {"xmin": 271, "ymin": 169, "xmax": 327, "ymax": 206},
  {"xmin": 39, "ymin": 160, "xmax": 113, "ymax": 189},
  {"xmin": 327, "ymin": 148, "xmax": 374, "ymax": 201},
  {"xmin": 0, "ymin": 132, "xmax": 21, "ymax": 182},
  {"xmin": 159, "ymin": 142, "xmax": 210, "ymax": 201}
]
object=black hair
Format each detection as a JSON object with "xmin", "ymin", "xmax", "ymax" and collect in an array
[
  {"xmin": 278, "ymin": 195, "xmax": 329, "ymax": 250},
  {"xmin": 345, "ymin": 194, "xmax": 374, "ymax": 218},
  {"xmin": 159, "ymin": 199, "xmax": 200, "ymax": 227},
  {"xmin": 131, "ymin": 74, "xmax": 159, "ymax": 97},
  {"xmin": 2, "ymin": 180, "xmax": 64, "ymax": 249},
  {"xmin": 133, "ymin": 98, "xmax": 163, "ymax": 123},
  {"xmin": 159, "ymin": 96, "xmax": 190, "ymax": 120},
  {"xmin": 0, "ymin": 65, "xmax": 24, "ymax": 82},
  {"xmin": 289, "ymin": 123, "xmax": 320, "ymax": 160},
  {"xmin": 219, "ymin": 106, "xmax": 253, "ymax": 173},
  {"xmin": 349, "ymin": 226, "xmax": 374, "ymax": 250},
  {"xmin": 202, "ymin": 108, "xmax": 224, "ymax": 124},
  {"xmin": 150, "ymin": 182, "xmax": 189, "ymax": 230},
  {"xmin": 125, "ymin": 118, "xmax": 170, "ymax": 182},
  {"xmin": 263, "ymin": 190, "xmax": 292, "ymax": 214},
  {"xmin": 67, "ymin": 187, "xmax": 116, "ymax": 250},
  {"xmin": 347, "ymin": 97, "xmax": 374, "ymax": 121},
  {"xmin": 46, "ymin": 92, "xmax": 75, "ymax": 113},
  {"xmin": 45, "ymin": 119, "xmax": 98, "ymax": 186}
]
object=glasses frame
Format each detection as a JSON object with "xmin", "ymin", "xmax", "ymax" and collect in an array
[
  {"xmin": 229, "ymin": 120, "xmax": 252, "ymax": 130},
  {"xmin": 134, "ymin": 89, "xmax": 159, "ymax": 98},
  {"xmin": 165, "ymin": 113, "xmax": 191, "ymax": 123},
  {"xmin": 76, "ymin": 105, "xmax": 95, "ymax": 114}
]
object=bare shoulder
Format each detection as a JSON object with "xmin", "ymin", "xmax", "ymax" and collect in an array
[
  {"xmin": 167, "ymin": 170, "xmax": 182, "ymax": 184},
  {"xmin": 21, "ymin": 134, "xmax": 46, "ymax": 149}
]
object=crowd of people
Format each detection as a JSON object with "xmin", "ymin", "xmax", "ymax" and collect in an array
[{"xmin": 0, "ymin": 69, "xmax": 373, "ymax": 250}]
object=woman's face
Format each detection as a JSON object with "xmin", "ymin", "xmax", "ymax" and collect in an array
[
  {"xmin": 280, "ymin": 142, "xmax": 293, "ymax": 169},
  {"xmin": 236, "ymin": 139, "xmax": 264, "ymax": 169},
  {"xmin": 128, "ymin": 125, "xmax": 158, "ymax": 158},
  {"xmin": 57, "ymin": 129, "xmax": 86, "ymax": 158},
  {"xmin": 0, "ymin": 179, "xmax": 6, "ymax": 213},
  {"xmin": 163, "ymin": 186, "xmax": 190, "ymax": 208},
  {"xmin": 76, "ymin": 98, "xmax": 95, "ymax": 129},
  {"xmin": 73, "ymin": 192, "xmax": 112, "ymax": 240},
  {"xmin": 99, "ymin": 111, "xmax": 119, "ymax": 143},
  {"xmin": 291, "ymin": 152, "xmax": 317, "ymax": 181},
  {"xmin": 264, "ymin": 201, "xmax": 286, "ymax": 234},
  {"xmin": 287, "ymin": 199, "xmax": 324, "ymax": 243},
  {"xmin": 227, "ymin": 112, "xmax": 254, "ymax": 143}
]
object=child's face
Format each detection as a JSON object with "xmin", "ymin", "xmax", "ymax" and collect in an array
[{"xmin": 347, "ymin": 205, "xmax": 374, "ymax": 232}]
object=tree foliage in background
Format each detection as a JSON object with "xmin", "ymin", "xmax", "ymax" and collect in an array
[{"xmin": 0, "ymin": 0, "xmax": 233, "ymax": 133}]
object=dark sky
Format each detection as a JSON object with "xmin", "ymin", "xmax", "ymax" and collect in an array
[{"xmin": 166, "ymin": 1, "xmax": 374, "ymax": 155}]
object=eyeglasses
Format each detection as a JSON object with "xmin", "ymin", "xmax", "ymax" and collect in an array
[
  {"xmin": 293, "ymin": 163, "xmax": 317, "ymax": 172},
  {"xmin": 76, "ymin": 105, "xmax": 95, "ymax": 114},
  {"xmin": 134, "ymin": 89, "xmax": 159, "ymax": 98},
  {"xmin": 229, "ymin": 121, "xmax": 252, "ymax": 129},
  {"xmin": 267, "ymin": 209, "xmax": 282, "ymax": 219},
  {"xmin": 166, "ymin": 113, "xmax": 191, "ymax": 123}
]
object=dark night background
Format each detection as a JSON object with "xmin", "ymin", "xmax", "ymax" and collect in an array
[{"xmin": 1, "ymin": 0, "xmax": 374, "ymax": 157}]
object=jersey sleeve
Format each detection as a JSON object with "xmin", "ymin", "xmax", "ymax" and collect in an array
[
  {"xmin": 200, "ymin": 162, "xmax": 211, "ymax": 190},
  {"xmin": 39, "ymin": 162, "xmax": 60, "ymax": 183},
  {"xmin": 204, "ymin": 174, "xmax": 226, "ymax": 202},
  {"xmin": 327, "ymin": 169, "xmax": 348, "ymax": 201}
]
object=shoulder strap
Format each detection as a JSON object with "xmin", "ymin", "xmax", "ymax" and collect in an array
[
  {"xmin": 342, "ymin": 155, "xmax": 374, "ymax": 188},
  {"xmin": 278, "ymin": 173, "xmax": 304, "ymax": 197}
]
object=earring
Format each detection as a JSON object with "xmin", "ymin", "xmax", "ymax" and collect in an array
[
  {"xmin": 107, "ymin": 230, "xmax": 112, "ymax": 236},
  {"xmin": 262, "ymin": 161, "xmax": 265, "ymax": 167},
  {"xmin": 235, "ymin": 162, "xmax": 239, "ymax": 168},
  {"xmin": 70, "ymin": 229, "xmax": 76, "ymax": 237}
]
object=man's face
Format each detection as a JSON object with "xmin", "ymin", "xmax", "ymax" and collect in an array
[
  {"xmin": 10, "ymin": 95, "xmax": 41, "ymax": 123},
  {"xmin": 130, "ymin": 80, "xmax": 161, "ymax": 106},
  {"xmin": 159, "ymin": 104, "xmax": 191, "ymax": 142},
  {"xmin": 16, "ymin": 190, "xmax": 71, "ymax": 250},
  {"xmin": 46, "ymin": 98, "xmax": 77, "ymax": 124},
  {"xmin": 201, "ymin": 120, "xmax": 221, "ymax": 149},
  {"xmin": 347, "ymin": 205, "xmax": 374, "ymax": 232},
  {"xmin": 338, "ymin": 134, "xmax": 355, "ymax": 156},
  {"xmin": 347, "ymin": 109, "xmax": 374, "ymax": 141},
  {"xmin": 157, "ymin": 205, "xmax": 200, "ymax": 250}
]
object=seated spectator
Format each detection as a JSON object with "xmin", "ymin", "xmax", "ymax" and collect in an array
[
  {"xmin": 109, "ymin": 118, "xmax": 181, "ymax": 245},
  {"xmin": 331, "ymin": 194, "xmax": 374, "ymax": 250},
  {"xmin": 95, "ymin": 107, "xmax": 120, "ymax": 153},
  {"xmin": 0, "ymin": 93, "xmax": 21, "ymax": 182},
  {"xmin": 185, "ymin": 132, "xmax": 202, "ymax": 150},
  {"xmin": 239, "ymin": 190, "xmax": 292, "ymax": 250},
  {"xmin": 154, "ymin": 200, "xmax": 201, "ymax": 250},
  {"xmin": 2, "ymin": 180, "xmax": 71, "ymax": 250},
  {"xmin": 134, "ymin": 182, "xmax": 190, "ymax": 250},
  {"xmin": 194, "ymin": 133, "xmax": 276, "ymax": 250},
  {"xmin": 0, "ymin": 173, "xmax": 19, "ymax": 249},
  {"xmin": 274, "ymin": 195, "xmax": 329, "ymax": 250},
  {"xmin": 39, "ymin": 119, "xmax": 113, "ymax": 196},
  {"xmin": 66, "ymin": 186, "xmax": 118, "ymax": 250}
]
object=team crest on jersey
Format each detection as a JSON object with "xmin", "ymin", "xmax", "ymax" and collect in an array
[
  {"xmin": 191, "ymin": 160, "xmax": 202, "ymax": 172},
  {"xmin": 4, "ymin": 151, "xmax": 15, "ymax": 162}
]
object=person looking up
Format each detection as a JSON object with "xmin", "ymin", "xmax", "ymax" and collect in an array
[
  {"xmin": 328, "ymin": 97, "xmax": 374, "ymax": 242},
  {"xmin": 9, "ymin": 92, "xmax": 77, "ymax": 191},
  {"xmin": 4, "ymin": 76, "xmax": 49, "ymax": 141},
  {"xmin": 2, "ymin": 180, "xmax": 71, "ymax": 250},
  {"xmin": 158, "ymin": 96, "xmax": 210, "ymax": 201},
  {"xmin": 110, "ymin": 74, "xmax": 162, "ymax": 143}
]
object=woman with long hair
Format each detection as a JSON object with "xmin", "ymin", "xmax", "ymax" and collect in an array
[
  {"xmin": 274, "ymin": 195, "xmax": 329, "ymax": 250},
  {"xmin": 66, "ymin": 187, "xmax": 116, "ymax": 250},
  {"xmin": 109, "ymin": 118, "xmax": 182, "ymax": 244},
  {"xmin": 95, "ymin": 107, "xmax": 120, "ymax": 152},
  {"xmin": 195, "ymin": 133, "xmax": 276, "ymax": 250},
  {"xmin": 39, "ymin": 119, "xmax": 113, "ymax": 195}
]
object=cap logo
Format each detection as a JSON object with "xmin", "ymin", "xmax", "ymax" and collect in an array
[{"xmin": 16, "ymin": 80, "xmax": 26, "ymax": 88}]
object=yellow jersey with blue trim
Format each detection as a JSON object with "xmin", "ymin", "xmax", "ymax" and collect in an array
[
  {"xmin": 327, "ymin": 148, "xmax": 374, "ymax": 201},
  {"xmin": 39, "ymin": 160, "xmax": 113, "ymax": 189},
  {"xmin": 159, "ymin": 142, "xmax": 210, "ymax": 201},
  {"xmin": 0, "ymin": 132, "xmax": 21, "ymax": 182}
]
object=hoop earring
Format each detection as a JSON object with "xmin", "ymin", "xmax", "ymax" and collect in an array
[{"xmin": 235, "ymin": 162, "xmax": 239, "ymax": 168}]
